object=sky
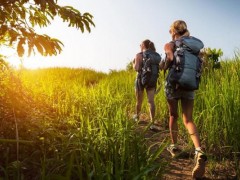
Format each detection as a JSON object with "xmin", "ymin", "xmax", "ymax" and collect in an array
[{"xmin": 3, "ymin": 0, "xmax": 240, "ymax": 72}]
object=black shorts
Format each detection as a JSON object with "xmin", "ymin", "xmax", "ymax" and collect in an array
[{"xmin": 135, "ymin": 78, "xmax": 156, "ymax": 91}]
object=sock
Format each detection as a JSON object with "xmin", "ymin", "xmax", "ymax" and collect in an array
[
  {"xmin": 195, "ymin": 147, "xmax": 202, "ymax": 154},
  {"xmin": 170, "ymin": 144, "xmax": 177, "ymax": 148}
]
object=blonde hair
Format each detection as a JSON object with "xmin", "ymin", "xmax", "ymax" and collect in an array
[{"xmin": 170, "ymin": 20, "xmax": 190, "ymax": 36}]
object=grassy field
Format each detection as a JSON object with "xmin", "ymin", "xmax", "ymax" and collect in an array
[{"xmin": 0, "ymin": 57, "xmax": 240, "ymax": 179}]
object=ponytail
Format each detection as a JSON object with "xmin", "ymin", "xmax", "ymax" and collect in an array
[{"xmin": 142, "ymin": 39, "xmax": 156, "ymax": 52}]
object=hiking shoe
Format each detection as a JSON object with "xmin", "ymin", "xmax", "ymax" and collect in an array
[
  {"xmin": 167, "ymin": 145, "xmax": 181, "ymax": 158},
  {"xmin": 149, "ymin": 124, "xmax": 161, "ymax": 132},
  {"xmin": 132, "ymin": 114, "xmax": 139, "ymax": 122},
  {"xmin": 192, "ymin": 151, "xmax": 207, "ymax": 178}
]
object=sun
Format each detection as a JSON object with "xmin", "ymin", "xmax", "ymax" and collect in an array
[
  {"xmin": 22, "ymin": 55, "xmax": 60, "ymax": 69},
  {"xmin": 0, "ymin": 48, "xmax": 21, "ymax": 68},
  {"xmin": 1, "ymin": 47, "xmax": 48, "ymax": 69},
  {"xmin": 4, "ymin": 54, "xmax": 57, "ymax": 69},
  {"xmin": 22, "ymin": 55, "xmax": 47, "ymax": 69},
  {"xmin": 1, "ymin": 46, "xmax": 64, "ymax": 69},
  {"xmin": 4, "ymin": 55, "xmax": 45, "ymax": 69}
]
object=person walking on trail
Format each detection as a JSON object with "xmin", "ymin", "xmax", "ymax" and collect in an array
[
  {"xmin": 132, "ymin": 39, "xmax": 161, "ymax": 131},
  {"xmin": 160, "ymin": 20, "xmax": 207, "ymax": 179}
]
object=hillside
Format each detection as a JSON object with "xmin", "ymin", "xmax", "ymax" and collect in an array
[{"xmin": 0, "ymin": 60, "xmax": 239, "ymax": 179}]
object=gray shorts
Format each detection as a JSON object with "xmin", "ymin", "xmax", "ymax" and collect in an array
[{"xmin": 164, "ymin": 83, "xmax": 195, "ymax": 100}]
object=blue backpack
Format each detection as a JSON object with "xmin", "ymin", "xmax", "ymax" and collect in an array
[
  {"xmin": 167, "ymin": 36, "xmax": 204, "ymax": 90},
  {"xmin": 140, "ymin": 50, "xmax": 161, "ymax": 87}
]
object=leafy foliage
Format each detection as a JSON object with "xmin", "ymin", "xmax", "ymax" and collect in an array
[
  {"xmin": 0, "ymin": 0, "xmax": 95, "ymax": 57},
  {"xmin": 126, "ymin": 59, "xmax": 134, "ymax": 71},
  {"xmin": 202, "ymin": 47, "xmax": 223, "ymax": 69}
]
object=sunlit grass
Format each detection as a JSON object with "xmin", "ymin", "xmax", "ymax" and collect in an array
[
  {"xmin": 1, "ymin": 67, "xmax": 167, "ymax": 179},
  {"xmin": 1, "ymin": 56, "xmax": 240, "ymax": 179}
]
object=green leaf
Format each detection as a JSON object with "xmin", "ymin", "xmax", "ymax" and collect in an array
[
  {"xmin": 1, "ymin": 0, "xmax": 95, "ymax": 60},
  {"xmin": 0, "ymin": 25, "xmax": 8, "ymax": 35},
  {"xmin": 82, "ymin": 19, "xmax": 91, "ymax": 32},
  {"xmin": 17, "ymin": 38, "xmax": 25, "ymax": 57},
  {"xmin": 34, "ymin": 41, "xmax": 44, "ymax": 56}
]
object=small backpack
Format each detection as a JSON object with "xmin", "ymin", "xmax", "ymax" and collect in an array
[
  {"xmin": 167, "ymin": 36, "xmax": 203, "ymax": 90},
  {"xmin": 140, "ymin": 50, "xmax": 161, "ymax": 87}
]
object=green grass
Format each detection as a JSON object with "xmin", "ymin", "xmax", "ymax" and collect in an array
[
  {"xmin": 0, "ymin": 56, "xmax": 240, "ymax": 179},
  {"xmin": 0, "ymin": 67, "xmax": 166, "ymax": 179},
  {"xmin": 195, "ymin": 59, "xmax": 240, "ymax": 152}
]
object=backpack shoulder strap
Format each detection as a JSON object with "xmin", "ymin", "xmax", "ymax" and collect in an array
[
  {"xmin": 173, "ymin": 38, "xmax": 185, "ymax": 49},
  {"xmin": 143, "ymin": 50, "xmax": 151, "ymax": 60},
  {"xmin": 169, "ymin": 40, "xmax": 176, "ymax": 49}
]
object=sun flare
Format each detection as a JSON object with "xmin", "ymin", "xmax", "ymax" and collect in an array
[
  {"xmin": 22, "ymin": 55, "xmax": 48, "ymax": 69},
  {"xmin": 1, "ymin": 47, "xmax": 54, "ymax": 69},
  {"xmin": 6, "ymin": 54, "xmax": 60, "ymax": 69}
]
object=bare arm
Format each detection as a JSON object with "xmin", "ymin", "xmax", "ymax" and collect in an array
[
  {"xmin": 159, "ymin": 43, "xmax": 174, "ymax": 70},
  {"xmin": 132, "ymin": 53, "xmax": 143, "ymax": 71}
]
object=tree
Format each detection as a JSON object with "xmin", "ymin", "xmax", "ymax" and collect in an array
[
  {"xmin": 202, "ymin": 47, "xmax": 223, "ymax": 69},
  {"xmin": 126, "ymin": 59, "xmax": 134, "ymax": 71},
  {"xmin": 0, "ymin": 0, "xmax": 95, "ymax": 59}
]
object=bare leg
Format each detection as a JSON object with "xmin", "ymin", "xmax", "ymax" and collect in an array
[
  {"xmin": 146, "ymin": 88, "xmax": 156, "ymax": 122},
  {"xmin": 167, "ymin": 99, "xmax": 179, "ymax": 144},
  {"xmin": 181, "ymin": 98, "xmax": 201, "ymax": 148},
  {"xmin": 135, "ymin": 88, "xmax": 144, "ymax": 117},
  {"xmin": 182, "ymin": 99, "xmax": 207, "ymax": 179}
]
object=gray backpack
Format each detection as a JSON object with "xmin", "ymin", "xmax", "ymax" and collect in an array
[
  {"xmin": 167, "ymin": 36, "xmax": 204, "ymax": 90},
  {"xmin": 140, "ymin": 50, "xmax": 161, "ymax": 87}
]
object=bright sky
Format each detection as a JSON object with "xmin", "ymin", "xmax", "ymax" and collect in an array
[{"xmin": 3, "ymin": 0, "xmax": 240, "ymax": 72}]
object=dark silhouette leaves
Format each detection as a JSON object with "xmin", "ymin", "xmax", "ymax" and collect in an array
[{"xmin": 0, "ymin": 0, "xmax": 95, "ymax": 58}]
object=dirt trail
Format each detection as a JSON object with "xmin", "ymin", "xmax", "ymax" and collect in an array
[{"xmin": 136, "ymin": 118, "xmax": 238, "ymax": 180}]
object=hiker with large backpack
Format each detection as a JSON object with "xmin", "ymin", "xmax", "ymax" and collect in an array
[
  {"xmin": 160, "ymin": 20, "xmax": 207, "ymax": 179},
  {"xmin": 132, "ymin": 39, "xmax": 161, "ymax": 130}
]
